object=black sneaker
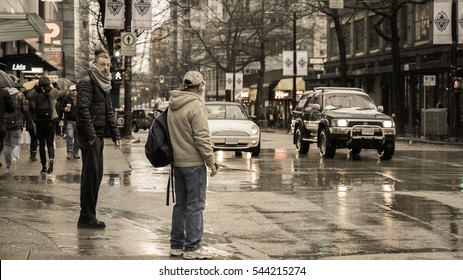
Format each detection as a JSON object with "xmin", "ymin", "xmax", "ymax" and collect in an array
[
  {"xmin": 47, "ymin": 159, "xmax": 54, "ymax": 174},
  {"xmin": 41, "ymin": 165, "xmax": 47, "ymax": 174}
]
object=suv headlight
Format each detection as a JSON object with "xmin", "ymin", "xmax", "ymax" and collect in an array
[
  {"xmin": 333, "ymin": 119, "xmax": 348, "ymax": 127},
  {"xmin": 383, "ymin": 120, "xmax": 394, "ymax": 128}
]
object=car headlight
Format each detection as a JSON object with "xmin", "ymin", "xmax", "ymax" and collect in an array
[
  {"xmin": 333, "ymin": 119, "xmax": 348, "ymax": 127},
  {"xmin": 251, "ymin": 124, "xmax": 259, "ymax": 135},
  {"xmin": 383, "ymin": 120, "xmax": 394, "ymax": 128}
]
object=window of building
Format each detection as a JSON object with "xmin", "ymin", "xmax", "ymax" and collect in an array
[
  {"xmin": 328, "ymin": 27, "xmax": 339, "ymax": 57},
  {"xmin": 400, "ymin": 7, "xmax": 408, "ymax": 46},
  {"xmin": 344, "ymin": 24, "xmax": 351, "ymax": 54},
  {"xmin": 415, "ymin": 2, "xmax": 429, "ymax": 42},
  {"xmin": 368, "ymin": 15, "xmax": 380, "ymax": 50},
  {"xmin": 354, "ymin": 19, "xmax": 364, "ymax": 53}
]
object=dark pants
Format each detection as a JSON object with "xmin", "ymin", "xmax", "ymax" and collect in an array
[
  {"xmin": 36, "ymin": 121, "xmax": 56, "ymax": 165},
  {"xmin": 28, "ymin": 129, "xmax": 38, "ymax": 153},
  {"xmin": 79, "ymin": 135, "xmax": 104, "ymax": 221}
]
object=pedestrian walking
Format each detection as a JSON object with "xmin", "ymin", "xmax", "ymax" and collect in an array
[
  {"xmin": 2, "ymin": 85, "xmax": 31, "ymax": 174},
  {"xmin": 23, "ymin": 88, "xmax": 38, "ymax": 161},
  {"xmin": 60, "ymin": 84, "xmax": 79, "ymax": 159},
  {"xmin": 167, "ymin": 70, "xmax": 219, "ymax": 259},
  {"xmin": 0, "ymin": 87, "xmax": 15, "ymax": 168},
  {"xmin": 76, "ymin": 47, "xmax": 121, "ymax": 229},
  {"xmin": 28, "ymin": 75, "xmax": 65, "ymax": 174}
]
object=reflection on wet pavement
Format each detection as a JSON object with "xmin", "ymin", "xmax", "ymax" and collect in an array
[{"xmin": 1, "ymin": 137, "xmax": 463, "ymax": 259}]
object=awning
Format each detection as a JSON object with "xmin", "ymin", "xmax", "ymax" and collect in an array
[
  {"xmin": 274, "ymin": 77, "xmax": 305, "ymax": 91},
  {"xmin": 0, "ymin": 13, "xmax": 50, "ymax": 42},
  {"xmin": 0, "ymin": 53, "xmax": 60, "ymax": 71}
]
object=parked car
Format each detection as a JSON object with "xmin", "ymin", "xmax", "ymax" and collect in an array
[
  {"xmin": 205, "ymin": 101, "xmax": 261, "ymax": 156},
  {"xmin": 292, "ymin": 87, "xmax": 396, "ymax": 160},
  {"xmin": 132, "ymin": 109, "xmax": 154, "ymax": 132}
]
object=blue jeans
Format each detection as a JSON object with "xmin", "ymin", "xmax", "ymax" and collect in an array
[
  {"xmin": 170, "ymin": 165, "xmax": 207, "ymax": 251},
  {"xmin": 3, "ymin": 128, "xmax": 21, "ymax": 166},
  {"xmin": 66, "ymin": 121, "xmax": 79, "ymax": 154}
]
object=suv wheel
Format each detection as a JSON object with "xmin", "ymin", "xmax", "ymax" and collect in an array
[
  {"xmin": 295, "ymin": 128, "xmax": 310, "ymax": 154},
  {"xmin": 319, "ymin": 128, "xmax": 336, "ymax": 158},
  {"xmin": 132, "ymin": 122, "xmax": 139, "ymax": 133},
  {"xmin": 378, "ymin": 141, "xmax": 395, "ymax": 160}
]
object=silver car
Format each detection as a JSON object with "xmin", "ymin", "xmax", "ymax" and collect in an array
[{"xmin": 206, "ymin": 101, "xmax": 261, "ymax": 156}]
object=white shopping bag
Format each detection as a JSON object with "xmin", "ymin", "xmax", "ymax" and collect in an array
[{"xmin": 20, "ymin": 129, "xmax": 31, "ymax": 144}]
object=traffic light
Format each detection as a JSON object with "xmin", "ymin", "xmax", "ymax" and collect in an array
[{"xmin": 113, "ymin": 36, "xmax": 122, "ymax": 58}]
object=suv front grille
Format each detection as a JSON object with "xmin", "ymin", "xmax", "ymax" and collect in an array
[{"xmin": 348, "ymin": 120, "xmax": 384, "ymax": 128}]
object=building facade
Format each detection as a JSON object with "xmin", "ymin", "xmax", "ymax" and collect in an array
[{"xmin": 315, "ymin": 1, "xmax": 461, "ymax": 139}]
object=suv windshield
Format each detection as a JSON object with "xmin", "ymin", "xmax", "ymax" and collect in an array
[{"xmin": 324, "ymin": 93, "xmax": 377, "ymax": 110}]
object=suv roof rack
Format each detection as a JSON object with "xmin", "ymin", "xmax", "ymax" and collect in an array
[{"xmin": 313, "ymin": 87, "xmax": 365, "ymax": 93}]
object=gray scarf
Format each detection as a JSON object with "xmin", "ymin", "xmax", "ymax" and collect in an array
[{"xmin": 89, "ymin": 62, "xmax": 112, "ymax": 92}]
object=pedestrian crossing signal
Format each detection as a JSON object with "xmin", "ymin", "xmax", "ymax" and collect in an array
[{"xmin": 114, "ymin": 69, "xmax": 123, "ymax": 83}]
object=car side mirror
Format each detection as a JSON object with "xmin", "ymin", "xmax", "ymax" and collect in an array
[{"xmin": 377, "ymin": 106, "xmax": 384, "ymax": 113}]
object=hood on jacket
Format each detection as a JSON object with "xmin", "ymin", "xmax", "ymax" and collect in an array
[
  {"xmin": 38, "ymin": 75, "xmax": 51, "ymax": 86},
  {"xmin": 5, "ymin": 87, "xmax": 19, "ymax": 95},
  {"xmin": 168, "ymin": 90, "xmax": 203, "ymax": 111}
]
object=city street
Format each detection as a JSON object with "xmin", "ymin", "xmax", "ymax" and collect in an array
[{"xmin": 1, "ymin": 130, "xmax": 463, "ymax": 260}]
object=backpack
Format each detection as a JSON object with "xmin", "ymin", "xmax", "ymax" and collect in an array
[
  {"xmin": 145, "ymin": 108, "xmax": 173, "ymax": 168},
  {"xmin": 145, "ymin": 107, "xmax": 175, "ymax": 205},
  {"xmin": 3, "ymin": 92, "xmax": 20, "ymax": 129},
  {"xmin": 35, "ymin": 91, "xmax": 53, "ymax": 121}
]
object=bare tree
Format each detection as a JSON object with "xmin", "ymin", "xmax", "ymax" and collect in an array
[{"xmin": 358, "ymin": 0, "xmax": 431, "ymax": 135}]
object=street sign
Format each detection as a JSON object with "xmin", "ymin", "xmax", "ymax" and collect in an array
[
  {"xmin": 120, "ymin": 32, "xmax": 136, "ymax": 57},
  {"xmin": 329, "ymin": 0, "xmax": 344, "ymax": 9},
  {"xmin": 423, "ymin": 75, "xmax": 436, "ymax": 86}
]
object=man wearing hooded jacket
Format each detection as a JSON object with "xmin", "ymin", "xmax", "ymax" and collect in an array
[{"xmin": 167, "ymin": 71, "xmax": 219, "ymax": 259}]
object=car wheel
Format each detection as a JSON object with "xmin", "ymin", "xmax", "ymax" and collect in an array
[
  {"xmin": 132, "ymin": 122, "xmax": 139, "ymax": 133},
  {"xmin": 295, "ymin": 127, "xmax": 309, "ymax": 154},
  {"xmin": 251, "ymin": 141, "xmax": 261, "ymax": 157},
  {"xmin": 378, "ymin": 141, "xmax": 395, "ymax": 160},
  {"xmin": 319, "ymin": 128, "xmax": 336, "ymax": 158}
]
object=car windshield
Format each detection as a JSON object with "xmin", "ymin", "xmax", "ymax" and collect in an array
[
  {"xmin": 206, "ymin": 104, "xmax": 248, "ymax": 120},
  {"xmin": 324, "ymin": 93, "xmax": 377, "ymax": 110}
]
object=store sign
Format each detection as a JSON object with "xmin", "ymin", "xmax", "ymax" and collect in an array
[{"xmin": 7, "ymin": 63, "xmax": 32, "ymax": 71}]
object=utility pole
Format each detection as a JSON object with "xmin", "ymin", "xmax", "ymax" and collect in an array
[{"xmin": 123, "ymin": 0, "xmax": 132, "ymax": 138}]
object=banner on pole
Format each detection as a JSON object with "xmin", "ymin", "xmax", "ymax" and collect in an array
[
  {"xmin": 296, "ymin": 51, "xmax": 308, "ymax": 76},
  {"xmin": 459, "ymin": 0, "xmax": 463, "ymax": 43},
  {"xmin": 104, "ymin": 0, "xmax": 125, "ymax": 29},
  {"xmin": 433, "ymin": 0, "xmax": 452, "ymax": 44},
  {"xmin": 235, "ymin": 73, "xmax": 243, "ymax": 90},
  {"xmin": 132, "ymin": 0, "xmax": 152, "ymax": 30},
  {"xmin": 282, "ymin": 51, "xmax": 294, "ymax": 76},
  {"xmin": 225, "ymin": 73, "xmax": 233, "ymax": 90}
]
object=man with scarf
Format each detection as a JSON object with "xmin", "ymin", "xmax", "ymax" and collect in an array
[{"xmin": 76, "ymin": 47, "xmax": 121, "ymax": 229}]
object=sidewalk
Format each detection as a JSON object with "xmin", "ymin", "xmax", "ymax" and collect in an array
[{"xmin": 0, "ymin": 137, "xmax": 135, "ymax": 260}]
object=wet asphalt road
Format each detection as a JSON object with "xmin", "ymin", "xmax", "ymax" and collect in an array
[{"xmin": 1, "ymin": 130, "xmax": 463, "ymax": 260}]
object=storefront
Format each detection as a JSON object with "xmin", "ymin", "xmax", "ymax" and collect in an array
[{"xmin": 268, "ymin": 77, "xmax": 306, "ymax": 129}]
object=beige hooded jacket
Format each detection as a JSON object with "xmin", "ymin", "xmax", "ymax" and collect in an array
[{"xmin": 167, "ymin": 90, "xmax": 215, "ymax": 168}]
